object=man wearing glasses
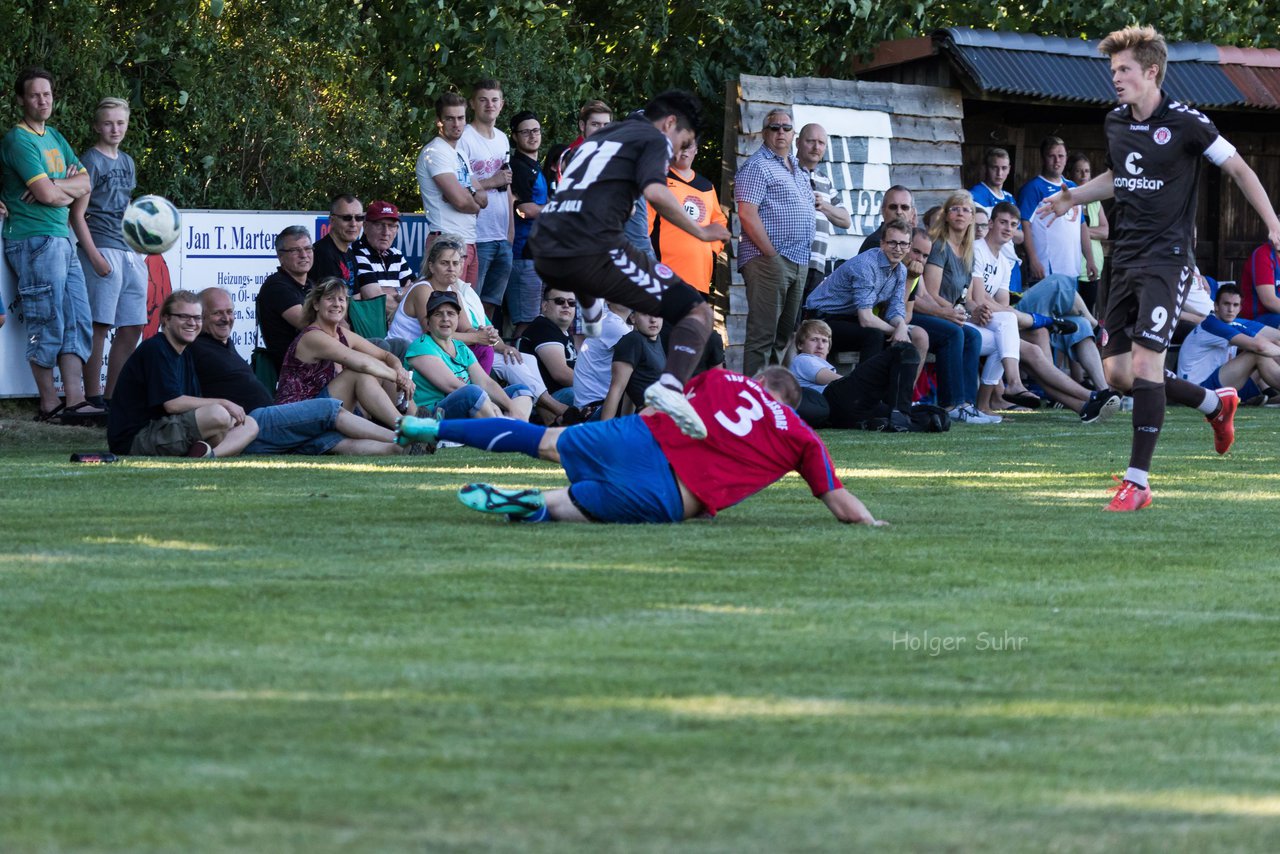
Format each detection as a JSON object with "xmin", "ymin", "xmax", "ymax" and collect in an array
[
  {"xmin": 255, "ymin": 225, "xmax": 315, "ymax": 372},
  {"xmin": 518, "ymin": 286, "xmax": 580, "ymax": 405},
  {"xmin": 804, "ymin": 219, "xmax": 924, "ymax": 364},
  {"xmin": 736, "ymin": 110, "xmax": 815, "ymax": 376},
  {"xmin": 108, "ymin": 290, "xmax": 258, "ymax": 458},
  {"xmin": 507, "ymin": 110, "xmax": 549, "ymax": 338},
  {"xmin": 311, "ymin": 194, "xmax": 363, "ymax": 294}
]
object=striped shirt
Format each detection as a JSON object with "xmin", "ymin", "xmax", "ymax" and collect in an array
[{"xmin": 353, "ymin": 236, "xmax": 414, "ymax": 295}]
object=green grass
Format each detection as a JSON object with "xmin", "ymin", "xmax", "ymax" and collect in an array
[{"xmin": 3, "ymin": 405, "xmax": 1280, "ymax": 853}]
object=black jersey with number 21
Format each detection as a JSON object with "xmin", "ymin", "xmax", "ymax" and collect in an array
[
  {"xmin": 529, "ymin": 117, "xmax": 672, "ymax": 258},
  {"xmin": 1104, "ymin": 93, "xmax": 1236, "ymax": 267}
]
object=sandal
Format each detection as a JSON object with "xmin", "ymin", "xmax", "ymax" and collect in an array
[
  {"xmin": 33, "ymin": 402, "xmax": 65, "ymax": 423},
  {"xmin": 1002, "ymin": 390, "xmax": 1043, "ymax": 410},
  {"xmin": 59, "ymin": 401, "xmax": 109, "ymax": 426}
]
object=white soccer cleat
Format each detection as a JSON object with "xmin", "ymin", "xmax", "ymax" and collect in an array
[
  {"xmin": 644, "ymin": 381, "xmax": 707, "ymax": 439},
  {"xmin": 583, "ymin": 319, "xmax": 604, "ymax": 338},
  {"xmin": 581, "ymin": 300, "xmax": 605, "ymax": 338}
]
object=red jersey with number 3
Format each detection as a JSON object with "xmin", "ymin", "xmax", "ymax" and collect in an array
[{"xmin": 643, "ymin": 369, "xmax": 843, "ymax": 515}]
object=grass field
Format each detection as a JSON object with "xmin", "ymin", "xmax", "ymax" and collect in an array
[{"xmin": 3, "ymin": 404, "xmax": 1280, "ymax": 853}]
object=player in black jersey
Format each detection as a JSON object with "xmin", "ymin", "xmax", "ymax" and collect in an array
[
  {"xmin": 528, "ymin": 90, "xmax": 731, "ymax": 439},
  {"xmin": 1040, "ymin": 25, "xmax": 1280, "ymax": 511}
]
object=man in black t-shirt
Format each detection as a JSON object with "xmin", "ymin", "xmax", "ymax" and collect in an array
[
  {"xmin": 311, "ymin": 194, "xmax": 362, "ymax": 294},
  {"xmin": 1040, "ymin": 26, "xmax": 1280, "ymax": 511},
  {"xmin": 108, "ymin": 290, "xmax": 258, "ymax": 457},
  {"xmin": 529, "ymin": 89, "xmax": 731, "ymax": 439},
  {"xmin": 191, "ymin": 288, "xmax": 402, "ymax": 455},
  {"xmin": 602, "ymin": 311, "xmax": 665, "ymax": 419},
  {"xmin": 517, "ymin": 286, "xmax": 578, "ymax": 403},
  {"xmin": 256, "ymin": 225, "xmax": 315, "ymax": 373}
]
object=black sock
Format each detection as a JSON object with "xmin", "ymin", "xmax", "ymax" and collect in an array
[
  {"xmin": 1163, "ymin": 369, "xmax": 1211, "ymax": 411},
  {"xmin": 664, "ymin": 312, "xmax": 711, "ymax": 385},
  {"xmin": 1129, "ymin": 378, "xmax": 1166, "ymax": 474}
]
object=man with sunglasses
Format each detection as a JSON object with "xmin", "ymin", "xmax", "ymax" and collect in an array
[
  {"xmin": 737, "ymin": 110, "xmax": 815, "ymax": 377},
  {"xmin": 311, "ymin": 194, "xmax": 362, "ymax": 295},
  {"xmin": 517, "ymin": 286, "xmax": 579, "ymax": 405},
  {"xmin": 108, "ymin": 290, "xmax": 258, "ymax": 458}
]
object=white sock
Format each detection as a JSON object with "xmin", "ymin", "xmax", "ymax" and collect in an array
[
  {"xmin": 581, "ymin": 300, "xmax": 603, "ymax": 323},
  {"xmin": 1196, "ymin": 389, "xmax": 1219, "ymax": 416},
  {"xmin": 659, "ymin": 372, "xmax": 682, "ymax": 391},
  {"xmin": 1124, "ymin": 467, "xmax": 1149, "ymax": 488}
]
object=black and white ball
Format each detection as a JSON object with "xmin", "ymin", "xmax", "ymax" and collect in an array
[{"xmin": 121, "ymin": 195, "xmax": 181, "ymax": 254}]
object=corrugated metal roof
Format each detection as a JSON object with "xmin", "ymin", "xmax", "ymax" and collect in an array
[{"xmin": 931, "ymin": 28, "xmax": 1271, "ymax": 110}]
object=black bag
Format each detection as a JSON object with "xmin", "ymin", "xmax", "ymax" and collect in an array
[{"xmin": 906, "ymin": 403, "xmax": 951, "ymax": 432}]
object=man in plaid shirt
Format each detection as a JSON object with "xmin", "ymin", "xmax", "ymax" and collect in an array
[{"xmin": 735, "ymin": 109, "xmax": 815, "ymax": 375}]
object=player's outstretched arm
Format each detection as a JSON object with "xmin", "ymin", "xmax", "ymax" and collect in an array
[
  {"xmin": 1221, "ymin": 156, "xmax": 1280, "ymax": 252},
  {"xmin": 644, "ymin": 182, "xmax": 731, "ymax": 243},
  {"xmin": 820, "ymin": 488, "xmax": 887, "ymax": 526},
  {"xmin": 1036, "ymin": 171, "xmax": 1115, "ymax": 224}
]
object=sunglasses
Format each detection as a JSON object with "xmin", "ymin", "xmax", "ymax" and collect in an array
[
  {"xmin": 765, "ymin": 124, "xmax": 794, "ymax": 133},
  {"xmin": 333, "ymin": 214, "xmax": 365, "ymax": 222},
  {"xmin": 549, "ymin": 297, "xmax": 577, "ymax": 307}
]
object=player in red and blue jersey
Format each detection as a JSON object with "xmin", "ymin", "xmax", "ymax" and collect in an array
[{"xmin": 395, "ymin": 367, "xmax": 884, "ymax": 526}]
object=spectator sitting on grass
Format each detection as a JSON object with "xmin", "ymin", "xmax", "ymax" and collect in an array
[
  {"xmin": 1177, "ymin": 284, "xmax": 1280, "ymax": 404},
  {"xmin": 190, "ymin": 287, "xmax": 405, "ymax": 455},
  {"xmin": 107, "ymin": 290, "xmax": 258, "ymax": 458},
  {"xmin": 601, "ymin": 311, "xmax": 665, "ymax": 420},
  {"xmin": 405, "ymin": 290, "xmax": 534, "ymax": 421},
  {"xmin": 274, "ymin": 278, "xmax": 416, "ymax": 428},
  {"xmin": 518, "ymin": 286, "xmax": 579, "ymax": 406},
  {"xmin": 789, "ymin": 319, "xmax": 918, "ymax": 429},
  {"xmin": 388, "ymin": 234, "xmax": 514, "ymax": 372},
  {"xmin": 572, "ymin": 301, "xmax": 633, "ymax": 414}
]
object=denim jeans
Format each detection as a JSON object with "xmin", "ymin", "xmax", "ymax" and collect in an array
[
  {"xmin": 912, "ymin": 314, "xmax": 980, "ymax": 408},
  {"xmin": 474, "ymin": 240, "xmax": 514, "ymax": 306},
  {"xmin": 504, "ymin": 258, "xmax": 543, "ymax": 324},
  {"xmin": 245, "ymin": 397, "xmax": 345, "ymax": 455},
  {"xmin": 4, "ymin": 235, "xmax": 92, "ymax": 367}
]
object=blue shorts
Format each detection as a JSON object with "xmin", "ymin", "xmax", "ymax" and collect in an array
[
  {"xmin": 556, "ymin": 416, "xmax": 684, "ymax": 523},
  {"xmin": 1202, "ymin": 368, "xmax": 1262, "ymax": 402},
  {"xmin": 245, "ymin": 398, "xmax": 344, "ymax": 455}
]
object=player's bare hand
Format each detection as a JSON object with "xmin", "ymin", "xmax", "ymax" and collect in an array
[
  {"xmin": 1036, "ymin": 188, "xmax": 1074, "ymax": 224},
  {"xmin": 701, "ymin": 223, "xmax": 731, "ymax": 243},
  {"xmin": 1268, "ymin": 225, "xmax": 1280, "ymax": 254}
]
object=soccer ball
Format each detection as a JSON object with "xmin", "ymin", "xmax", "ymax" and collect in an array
[{"xmin": 121, "ymin": 195, "xmax": 181, "ymax": 254}]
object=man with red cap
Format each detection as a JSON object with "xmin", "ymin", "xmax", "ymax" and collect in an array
[{"xmin": 353, "ymin": 199, "xmax": 414, "ymax": 315}]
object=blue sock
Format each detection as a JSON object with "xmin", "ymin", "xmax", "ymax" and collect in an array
[
  {"xmin": 437, "ymin": 418, "xmax": 546, "ymax": 458},
  {"xmin": 514, "ymin": 505, "xmax": 551, "ymax": 523},
  {"xmin": 1028, "ymin": 312, "xmax": 1052, "ymax": 330}
]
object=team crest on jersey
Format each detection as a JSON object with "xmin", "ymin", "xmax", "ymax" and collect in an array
[
  {"xmin": 1153, "ymin": 127, "xmax": 1172, "ymax": 145},
  {"xmin": 655, "ymin": 262, "xmax": 675, "ymax": 279},
  {"xmin": 683, "ymin": 195, "xmax": 707, "ymax": 222}
]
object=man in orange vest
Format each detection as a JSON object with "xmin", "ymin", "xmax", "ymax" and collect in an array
[{"xmin": 646, "ymin": 137, "xmax": 726, "ymax": 294}]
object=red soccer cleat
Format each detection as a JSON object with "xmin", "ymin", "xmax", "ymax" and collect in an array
[
  {"xmin": 1208, "ymin": 387, "xmax": 1239, "ymax": 455},
  {"xmin": 1105, "ymin": 476, "xmax": 1152, "ymax": 512}
]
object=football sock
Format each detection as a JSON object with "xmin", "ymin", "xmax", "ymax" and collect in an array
[
  {"xmin": 437, "ymin": 419, "xmax": 545, "ymax": 458},
  {"xmin": 664, "ymin": 311, "xmax": 711, "ymax": 384},
  {"xmin": 1124, "ymin": 467, "xmax": 1149, "ymax": 489},
  {"xmin": 1027, "ymin": 312, "xmax": 1053, "ymax": 330},
  {"xmin": 1163, "ymin": 369, "xmax": 1215, "ymax": 413},
  {"xmin": 513, "ymin": 505, "xmax": 551, "ymax": 523},
  {"xmin": 1128, "ymin": 378, "xmax": 1165, "ymax": 474},
  {"xmin": 580, "ymin": 298, "xmax": 603, "ymax": 324}
]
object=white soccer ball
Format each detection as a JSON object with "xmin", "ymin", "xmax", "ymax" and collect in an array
[{"xmin": 121, "ymin": 195, "xmax": 181, "ymax": 254}]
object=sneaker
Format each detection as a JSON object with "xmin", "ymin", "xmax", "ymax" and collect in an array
[
  {"xmin": 458, "ymin": 483, "xmax": 545, "ymax": 518},
  {"xmin": 1105, "ymin": 477, "xmax": 1152, "ymax": 512},
  {"xmin": 1080, "ymin": 389, "xmax": 1122, "ymax": 424},
  {"xmin": 949, "ymin": 403, "xmax": 1001, "ymax": 424},
  {"xmin": 1048, "ymin": 317, "xmax": 1078, "ymax": 335},
  {"xmin": 185, "ymin": 440, "xmax": 214, "ymax": 458},
  {"xmin": 395, "ymin": 415, "xmax": 440, "ymax": 451},
  {"xmin": 644, "ymin": 381, "xmax": 707, "ymax": 438},
  {"xmin": 1207, "ymin": 387, "xmax": 1239, "ymax": 455}
]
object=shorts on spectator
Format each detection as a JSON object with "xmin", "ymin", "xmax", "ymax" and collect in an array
[
  {"xmin": 557, "ymin": 416, "xmax": 685, "ymax": 523},
  {"xmin": 245, "ymin": 398, "xmax": 344, "ymax": 455},
  {"xmin": 4, "ymin": 235, "xmax": 92, "ymax": 367},
  {"xmin": 130, "ymin": 410, "xmax": 203, "ymax": 456},
  {"xmin": 79, "ymin": 246, "xmax": 147, "ymax": 327},
  {"xmin": 435, "ymin": 384, "xmax": 488, "ymax": 419},
  {"xmin": 1202, "ymin": 368, "xmax": 1261, "ymax": 402}
]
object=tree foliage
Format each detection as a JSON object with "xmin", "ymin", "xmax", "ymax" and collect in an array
[{"xmin": 2, "ymin": 0, "xmax": 1277, "ymax": 211}]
